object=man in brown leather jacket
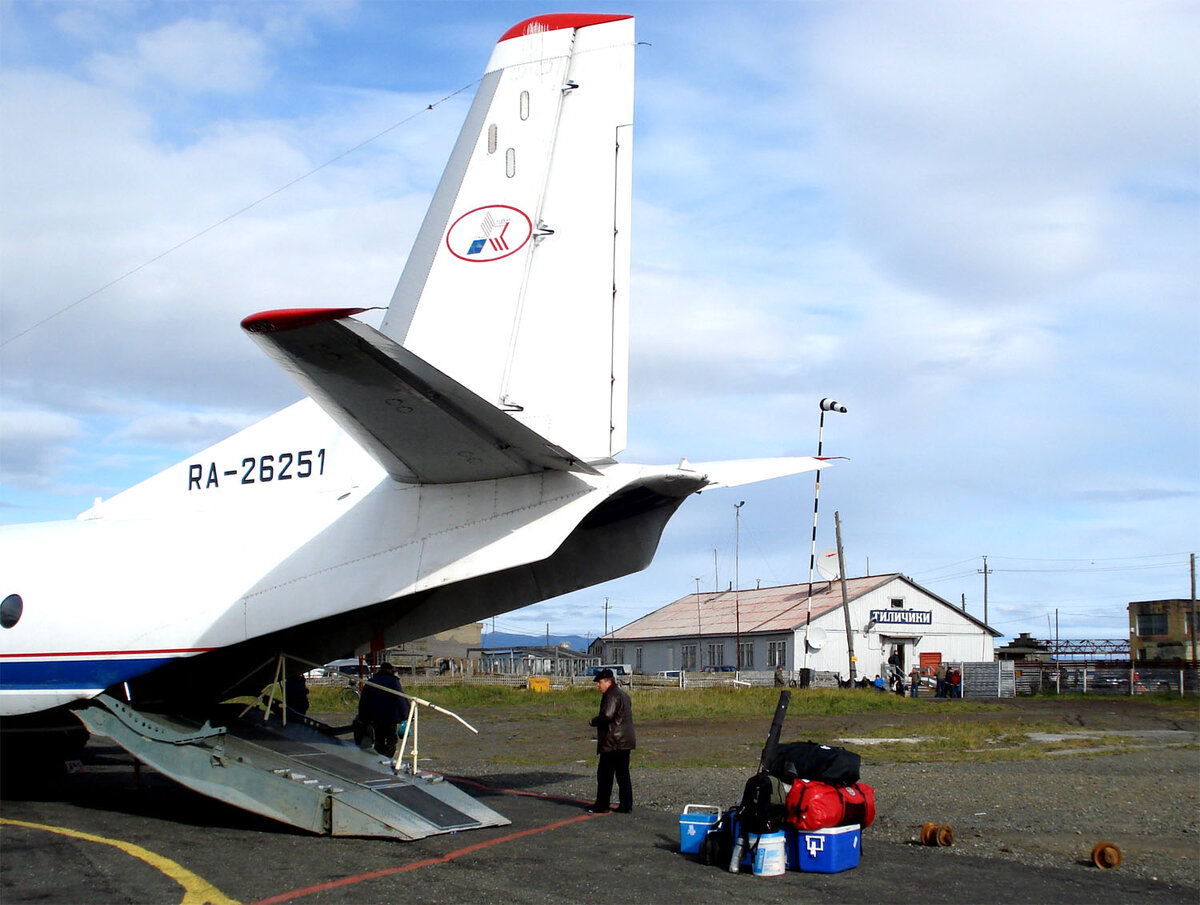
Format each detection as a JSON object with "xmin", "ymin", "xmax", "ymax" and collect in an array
[{"xmin": 588, "ymin": 668, "xmax": 636, "ymax": 813}]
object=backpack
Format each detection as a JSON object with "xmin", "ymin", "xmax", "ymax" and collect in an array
[
  {"xmin": 697, "ymin": 809, "xmax": 735, "ymax": 867},
  {"xmin": 768, "ymin": 741, "xmax": 861, "ymax": 786},
  {"xmin": 737, "ymin": 772, "xmax": 778, "ymax": 836}
]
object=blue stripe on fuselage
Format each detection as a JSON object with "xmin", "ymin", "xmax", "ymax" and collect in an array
[{"xmin": 0, "ymin": 657, "xmax": 175, "ymax": 690}]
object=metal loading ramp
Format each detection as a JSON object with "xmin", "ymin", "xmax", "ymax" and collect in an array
[{"xmin": 73, "ymin": 694, "xmax": 510, "ymax": 840}]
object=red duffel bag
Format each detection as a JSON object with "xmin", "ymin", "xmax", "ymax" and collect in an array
[
  {"xmin": 838, "ymin": 781, "xmax": 876, "ymax": 828},
  {"xmin": 785, "ymin": 778, "xmax": 845, "ymax": 831}
]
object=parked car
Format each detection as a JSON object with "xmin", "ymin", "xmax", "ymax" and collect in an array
[
  {"xmin": 323, "ymin": 658, "xmax": 365, "ymax": 678},
  {"xmin": 655, "ymin": 670, "xmax": 681, "ymax": 679},
  {"xmin": 584, "ymin": 664, "xmax": 631, "ymax": 677},
  {"xmin": 701, "ymin": 665, "xmax": 737, "ymax": 673}
]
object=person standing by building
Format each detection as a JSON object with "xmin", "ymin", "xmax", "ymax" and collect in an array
[
  {"xmin": 587, "ymin": 668, "xmax": 636, "ymax": 814},
  {"xmin": 935, "ymin": 661, "xmax": 948, "ymax": 698},
  {"xmin": 909, "ymin": 665, "xmax": 921, "ymax": 698}
]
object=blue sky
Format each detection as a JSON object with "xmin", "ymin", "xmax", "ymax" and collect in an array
[{"xmin": 2, "ymin": 1, "xmax": 1197, "ymax": 646}]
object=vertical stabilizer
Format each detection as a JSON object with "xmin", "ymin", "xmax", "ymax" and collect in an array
[{"xmin": 380, "ymin": 14, "xmax": 634, "ymax": 461}]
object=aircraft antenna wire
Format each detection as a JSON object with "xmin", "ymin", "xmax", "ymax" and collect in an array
[{"xmin": 1, "ymin": 80, "xmax": 481, "ymax": 349}]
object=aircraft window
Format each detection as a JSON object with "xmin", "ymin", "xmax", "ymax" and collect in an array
[
  {"xmin": 506, "ymin": 148, "xmax": 516, "ymax": 178},
  {"xmin": 520, "ymin": 91, "xmax": 530, "ymax": 120},
  {"xmin": 0, "ymin": 593, "xmax": 22, "ymax": 628},
  {"xmin": 488, "ymin": 123, "xmax": 497, "ymax": 154}
]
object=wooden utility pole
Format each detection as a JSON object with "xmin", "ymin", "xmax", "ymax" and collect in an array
[
  {"xmin": 979, "ymin": 556, "xmax": 992, "ymax": 626},
  {"xmin": 835, "ymin": 511, "xmax": 856, "ymax": 684},
  {"xmin": 1190, "ymin": 553, "xmax": 1197, "ymax": 663}
]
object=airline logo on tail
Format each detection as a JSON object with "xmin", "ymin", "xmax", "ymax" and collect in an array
[{"xmin": 447, "ymin": 204, "xmax": 532, "ymax": 262}]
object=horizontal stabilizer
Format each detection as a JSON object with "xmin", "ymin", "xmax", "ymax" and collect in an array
[
  {"xmin": 681, "ymin": 456, "xmax": 835, "ymax": 490},
  {"xmin": 242, "ymin": 308, "xmax": 598, "ymax": 483}
]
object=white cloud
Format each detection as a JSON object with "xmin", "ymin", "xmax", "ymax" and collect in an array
[
  {"xmin": 803, "ymin": 0, "xmax": 1200, "ymax": 302},
  {"xmin": 1, "ymin": 2, "xmax": 1196, "ymax": 643},
  {"xmin": 89, "ymin": 18, "xmax": 272, "ymax": 94},
  {"xmin": 0, "ymin": 409, "xmax": 82, "ymax": 488}
]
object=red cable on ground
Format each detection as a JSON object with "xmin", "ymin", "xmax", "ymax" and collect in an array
[{"xmin": 248, "ymin": 779, "xmax": 605, "ymax": 905}]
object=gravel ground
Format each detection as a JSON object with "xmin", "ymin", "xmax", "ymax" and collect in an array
[
  {"xmin": 399, "ymin": 697, "xmax": 1200, "ymax": 890},
  {"xmin": 423, "ymin": 749, "xmax": 1198, "ymax": 888}
]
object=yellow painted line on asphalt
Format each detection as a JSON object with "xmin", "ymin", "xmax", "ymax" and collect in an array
[{"xmin": 1, "ymin": 817, "xmax": 240, "ymax": 905}]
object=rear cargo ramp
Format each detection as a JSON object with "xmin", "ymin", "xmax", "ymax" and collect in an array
[{"xmin": 73, "ymin": 695, "xmax": 509, "ymax": 840}]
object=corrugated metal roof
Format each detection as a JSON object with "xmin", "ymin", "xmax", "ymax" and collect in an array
[{"xmin": 606, "ymin": 574, "xmax": 902, "ymax": 640}]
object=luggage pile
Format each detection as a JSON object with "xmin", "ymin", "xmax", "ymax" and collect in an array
[
  {"xmin": 773, "ymin": 741, "xmax": 875, "ymax": 832},
  {"xmin": 695, "ymin": 740, "xmax": 874, "ymax": 874},
  {"xmin": 690, "ymin": 692, "xmax": 873, "ymax": 875}
]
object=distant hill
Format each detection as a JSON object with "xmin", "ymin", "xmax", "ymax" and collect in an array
[{"xmin": 480, "ymin": 631, "xmax": 593, "ymax": 652}]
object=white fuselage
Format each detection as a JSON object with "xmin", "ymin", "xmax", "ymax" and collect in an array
[{"xmin": 0, "ymin": 399, "xmax": 680, "ymax": 716}]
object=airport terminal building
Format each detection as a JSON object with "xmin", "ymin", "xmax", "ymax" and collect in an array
[{"xmin": 595, "ymin": 574, "xmax": 999, "ymax": 681}]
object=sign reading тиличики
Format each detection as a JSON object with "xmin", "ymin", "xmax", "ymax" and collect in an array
[{"xmin": 869, "ymin": 610, "xmax": 933, "ymax": 625}]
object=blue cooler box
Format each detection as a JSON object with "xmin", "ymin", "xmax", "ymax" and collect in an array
[
  {"xmin": 679, "ymin": 805, "xmax": 720, "ymax": 855},
  {"xmin": 788, "ymin": 824, "xmax": 861, "ymax": 873}
]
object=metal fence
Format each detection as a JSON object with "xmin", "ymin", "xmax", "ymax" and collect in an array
[
  {"xmin": 1012, "ymin": 661, "xmax": 1199, "ymax": 696},
  {"xmin": 312, "ymin": 662, "xmax": 1197, "ymax": 696}
]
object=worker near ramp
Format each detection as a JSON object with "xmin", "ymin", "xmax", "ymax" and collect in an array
[
  {"xmin": 588, "ymin": 668, "xmax": 636, "ymax": 814},
  {"xmin": 358, "ymin": 662, "xmax": 410, "ymax": 757}
]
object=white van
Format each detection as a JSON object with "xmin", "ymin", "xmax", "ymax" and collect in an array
[{"xmin": 585, "ymin": 664, "xmax": 632, "ymax": 677}]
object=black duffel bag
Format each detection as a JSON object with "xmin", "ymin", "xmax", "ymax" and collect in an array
[{"xmin": 767, "ymin": 740, "xmax": 860, "ymax": 786}]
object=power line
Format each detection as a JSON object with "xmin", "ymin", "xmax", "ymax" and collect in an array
[
  {"xmin": 992, "ymin": 563, "xmax": 1182, "ymax": 574},
  {"xmin": 916, "ymin": 554, "xmax": 1189, "ymax": 580},
  {"xmin": 918, "ymin": 570, "xmax": 980, "ymax": 583},
  {"xmin": 988, "ymin": 552, "xmax": 1191, "ymax": 563},
  {"xmin": 911, "ymin": 556, "xmax": 980, "ymax": 577}
]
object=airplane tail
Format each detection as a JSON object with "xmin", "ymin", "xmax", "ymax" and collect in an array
[{"xmin": 380, "ymin": 14, "xmax": 635, "ymax": 463}]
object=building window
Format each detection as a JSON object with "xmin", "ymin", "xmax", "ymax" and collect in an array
[
  {"xmin": 612, "ymin": 646, "xmax": 624, "ymax": 664},
  {"xmin": 635, "ymin": 647, "xmax": 643, "ymax": 672},
  {"xmin": 890, "ymin": 598, "xmax": 904, "ymax": 608},
  {"xmin": 681, "ymin": 644, "xmax": 697, "ymax": 670},
  {"xmin": 768, "ymin": 640, "xmax": 786, "ymax": 667},
  {"xmin": 739, "ymin": 641, "xmax": 754, "ymax": 670},
  {"xmin": 707, "ymin": 642, "xmax": 725, "ymax": 667},
  {"xmin": 1137, "ymin": 613, "xmax": 1168, "ymax": 636}
]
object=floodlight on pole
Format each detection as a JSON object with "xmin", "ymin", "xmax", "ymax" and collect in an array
[
  {"xmin": 695, "ymin": 577, "xmax": 703, "ymax": 671},
  {"xmin": 803, "ymin": 398, "xmax": 848, "ymax": 671}
]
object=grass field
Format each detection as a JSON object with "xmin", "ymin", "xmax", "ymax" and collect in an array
[
  {"xmin": 306, "ymin": 683, "xmax": 996, "ymax": 718},
  {"xmin": 297, "ymin": 682, "xmax": 1198, "ymax": 766}
]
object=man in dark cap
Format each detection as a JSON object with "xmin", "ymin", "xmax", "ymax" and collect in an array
[
  {"xmin": 359, "ymin": 662, "xmax": 410, "ymax": 757},
  {"xmin": 587, "ymin": 668, "xmax": 636, "ymax": 813}
]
